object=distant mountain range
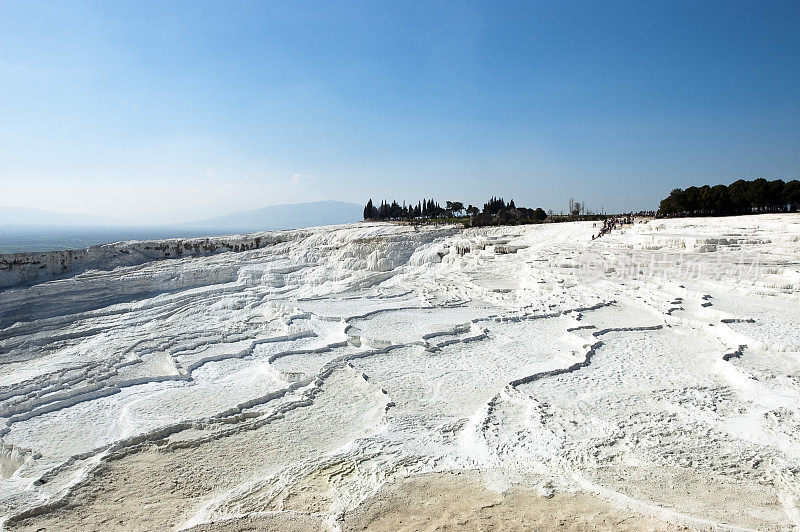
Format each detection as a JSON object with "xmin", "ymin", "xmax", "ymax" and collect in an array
[
  {"xmin": 0, "ymin": 201, "xmax": 365, "ymax": 253},
  {"xmin": 0, "ymin": 206, "xmax": 127, "ymax": 227},
  {"xmin": 177, "ymin": 200, "xmax": 363, "ymax": 233},
  {"xmin": 0, "ymin": 201, "xmax": 363, "ymax": 231}
]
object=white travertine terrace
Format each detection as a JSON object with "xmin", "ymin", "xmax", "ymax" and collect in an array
[{"xmin": 1, "ymin": 215, "xmax": 799, "ymax": 530}]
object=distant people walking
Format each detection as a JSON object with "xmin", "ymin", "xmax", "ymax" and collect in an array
[{"xmin": 594, "ymin": 214, "xmax": 633, "ymax": 239}]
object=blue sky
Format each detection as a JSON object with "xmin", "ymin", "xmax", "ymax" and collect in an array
[{"xmin": 1, "ymin": 0, "xmax": 799, "ymax": 222}]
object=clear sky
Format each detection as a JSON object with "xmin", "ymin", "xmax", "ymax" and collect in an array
[{"xmin": 1, "ymin": 0, "xmax": 799, "ymax": 223}]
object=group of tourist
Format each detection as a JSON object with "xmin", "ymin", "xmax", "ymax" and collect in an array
[{"xmin": 592, "ymin": 216, "xmax": 634, "ymax": 239}]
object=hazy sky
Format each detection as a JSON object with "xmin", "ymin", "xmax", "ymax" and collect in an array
[{"xmin": 1, "ymin": 1, "xmax": 799, "ymax": 223}]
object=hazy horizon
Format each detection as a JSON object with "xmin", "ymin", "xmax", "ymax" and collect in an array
[
  {"xmin": 2, "ymin": 1, "xmax": 798, "ymax": 223},
  {"xmin": 0, "ymin": 199, "xmax": 365, "ymax": 252},
  {"xmin": 0, "ymin": 199, "xmax": 362, "ymax": 227}
]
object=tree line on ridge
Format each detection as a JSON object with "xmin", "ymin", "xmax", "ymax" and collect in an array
[
  {"xmin": 659, "ymin": 178, "xmax": 800, "ymax": 216},
  {"xmin": 363, "ymin": 197, "xmax": 549, "ymax": 226}
]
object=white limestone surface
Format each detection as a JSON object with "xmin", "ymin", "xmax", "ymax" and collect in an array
[{"xmin": 1, "ymin": 216, "xmax": 799, "ymax": 530}]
